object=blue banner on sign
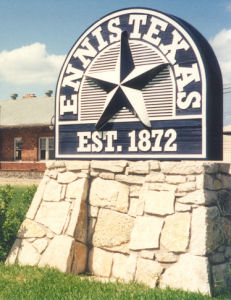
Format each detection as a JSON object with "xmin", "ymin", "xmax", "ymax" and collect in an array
[{"xmin": 59, "ymin": 119, "xmax": 202, "ymax": 158}]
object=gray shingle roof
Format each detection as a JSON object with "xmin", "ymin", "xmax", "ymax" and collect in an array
[{"xmin": 0, "ymin": 96, "xmax": 54, "ymax": 127}]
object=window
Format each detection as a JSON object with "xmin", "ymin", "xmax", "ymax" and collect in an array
[
  {"xmin": 14, "ymin": 137, "xmax": 22, "ymax": 160},
  {"xmin": 39, "ymin": 137, "xmax": 54, "ymax": 160}
]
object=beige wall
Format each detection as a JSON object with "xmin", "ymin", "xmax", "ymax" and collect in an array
[{"xmin": 6, "ymin": 160, "xmax": 231, "ymax": 295}]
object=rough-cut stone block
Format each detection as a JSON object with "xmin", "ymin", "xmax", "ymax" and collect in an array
[
  {"xmin": 219, "ymin": 163, "xmax": 231, "ymax": 174},
  {"xmin": 115, "ymin": 174, "xmax": 144, "ymax": 185},
  {"xmin": 212, "ymin": 263, "xmax": 231, "ymax": 290},
  {"xmin": 32, "ymin": 238, "xmax": 48, "ymax": 254},
  {"xmin": 203, "ymin": 162, "xmax": 219, "ymax": 174},
  {"xmin": 190, "ymin": 206, "xmax": 224, "ymax": 255},
  {"xmin": 89, "ymin": 206, "xmax": 99, "ymax": 217},
  {"xmin": 58, "ymin": 168, "xmax": 67, "ymax": 173},
  {"xmin": 112, "ymin": 252, "xmax": 137, "ymax": 282},
  {"xmin": 28, "ymin": 238, "xmax": 36, "ymax": 242},
  {"xmin": 130, "ymin": 216, "xmax": 163, "ymax": 250},
  {"xmin": 149, "ymin": 161, "xmax": 160, "ymax": 171},
  {"xmin": 177, "ymin": 182, "xmax": 196, "ymax": 192},
  {"xmin": 55, "ymin": 161, "xmax": 66, "ymax": 168},
  {"xmin": 178, "ymin": 190, "xmax": 217, "ymax": 205},
  {"xmin": 6, "ymin": 239, "xmax": 22, "ymax": 264},
  {"xmin": 60, "ymin": 185, "xmax": 66, "ymax": 200},
  {"xmin": 225, "ymin": 246, "xmax": 231, "ymax": 258},
  {"xmin": 129, "ymin": 185, "xmax": 141, "ymax": 198},
  {"xmin": 39, "ymin": 235, "xmax": 75, "ymax": 273},
  {"xmin": 99, "ymin": 172, "xmax": 115, "ymax": 180},
  {"xmin": 104, "ymin": 243, "xmax": 130, "ymax": 254},
  {"xmin": 145, "ymin": 172, "xmax": 165, "ymax": 183},
  {"xmin": 140, "ymin": 250, "xmax": 155, "ymax": 260},
  {"xmin": 155, "ymin": 251, "xmax": 177, "ymax": 263},
  {"xmin": 92, "ymin": 209, "xmax": 134, "ymax": 248},
  {"xmin": 89, "ymin": 178, "xmax": 129, "ymax": 213},
  {"xmin": 175, "ymin": 192, "xmax": 187, "ymax": 198},
  {"xmin": 128, "ymin": 161, "xmax": 149, "ymax": 174},
  {"xmin": 58, "ymin": 172, "xmax": 78, "ymax": 184},
  {"xmin": 161, "ymin": 161, "xmax": 203, "ymax": 175},
  {"xmin": 218, "ymin": 245, "xmax": 226, "ymax": 252},
  {"xmin": 91, "ymin": 171, "xmax": 99, "ymax": 177},
  {"xmin": 36, "ymin": 201, "xmax": 70, "ymax": 235},
  {"xmin": 196, "ymin": 174, "xmax": 207, "ymax": 190},
  {"xmin": 77, "ymin": 172, "xmax": 89, "ymax": 178},
  {"xmin": 17, "ymin": 239, "xmax": 40, "ymax": 266},
  {"xmin": 196, "ymin": 174, "xmax": 222, "ymax": 190},
  {"xmin": 91, "ymin": 160, "xmax": 127, "ymax": 173},
  {"xmin": 220, "ymin": 174, "xmax": 231, "ymax": 189},
  {"xmin": 88, "ymin": 247, "xmax": 113, "ymax": 277},
  {"xmin": 135, "ymin": 258, "xmax": 163, "ymax": 288},
  {"xmin": 65, "ymin": 179, "xmax": 88, "ymax": 241},
  {"xmin": 43, "ymin": 179, "xmax": 61, "ymax": 201},
  {"xmin": 128, "ymin": 197, "xmax": 144, "ymax": 217},
  {"xmin": 66, "ymin": 178, "xmax": 88, "ymax": 200},
  {"xmin": 26, "ymin": 176, "xmax": 49, "ymax": 220},
  {"xmin": 142, "ymin": 189, "xmax": 175, "ymax": 216},
  {"xmin": 175, "ymin": 202, "xmax": 191, "ymax": 212},
  {"xmin": 72, "ymin": 200, "xmax": 87, "ymax": 243},
  {"xmin": 17, "ymin": 219, "xmax": 46, "ymax": 238},
  {"xmin": 222, "ymin": 217, "xmax": 231, "ymax": 244},
  {"xmin": 209, "ymin": 253, "xmax": 225, "ymax": 264},
  {"xmin": 166, "ymin": 175, "xmax": 186, "ymax": 184},
  {"xmin": 66, "ymin": 161, "xmax": 90, "ymax": 171},
  {"xmin": 187, "ymin": 175, "xmax": 196, "ymax": 182},
  {"xmin": 112, "ymin": 253, "xmax": 128, "ymax": 280},
  {"xmin": 46, "ymin": 160, "xmax": 56, "ymax": 169},
  {"xmin": 72, "ymin": 242, "xmax": 88, "ymax": 274},
  {"xmin": 48, "ymin": 170, "xmax": 58, "ymax": 179},
  {"xmin": 190, "ymin": 207, "xmax": 206, "ymax": 255},
  {"xmin": 161, "ymin": 212, "xmax": 190, "ymax": 252},
  {"xmin": 160, "ymin": 253, "xmax": 211, "ymax": 295},
  {"xmin": 216, "ymin": 190, "xmax": 231, "ymax": 217},
  {"xmin": 87, "ymin": 218, "xmax": 97, "ymax": 244},
  {"xmin": 146, "ymin": 182, "xmax": 177, "ymax": 192}
]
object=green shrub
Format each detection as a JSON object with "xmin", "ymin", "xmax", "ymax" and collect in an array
[
  {"xmin": 0, "ymin": 185, "xmax": 16, "ymax": 260},
  {"xmin": 0, "ymin": 185, "xmax": 37, "ymax": 261},
  {"xmin": 21, "ymin": 185, "xmax": 37, "ymax": 204}
]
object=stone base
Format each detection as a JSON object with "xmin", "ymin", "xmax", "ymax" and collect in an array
[{"xmin": 6, "ymin": 160, "xmax": 231, "ymax": 295}]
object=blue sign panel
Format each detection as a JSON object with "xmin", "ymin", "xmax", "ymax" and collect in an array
[{"xmin": 55, "ymin": 8, "xmax": 223, "ymax": 159}]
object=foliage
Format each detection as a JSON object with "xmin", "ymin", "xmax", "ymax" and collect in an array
[
  {"xmin": 0, "ymin": 184, "xmax": 230, "ymax": 299},
  {"xmin": 0, "ymin": 185, "xmax": 37, "ymax": 261},
  {"xmin": 0, "ymin": 263, "xmax": 229, "ymax": 300}
]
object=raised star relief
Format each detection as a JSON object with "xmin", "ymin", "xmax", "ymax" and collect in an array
[{"xmin": 86, "ymin": 31, "xmax": 169, "ymax": 130}]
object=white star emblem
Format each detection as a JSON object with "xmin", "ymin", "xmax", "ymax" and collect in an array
[{"xmin": 86, "ymin": 31, "xmax": 169, "ymax": 130}]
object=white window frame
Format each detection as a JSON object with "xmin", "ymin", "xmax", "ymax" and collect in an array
[
  {"xmin": 39, "ymin": 137, "xmax": 54, "ymax": 160},
  {"xmin": 14, "ymin": 137, "xmax": 22, "ymax": 161}
]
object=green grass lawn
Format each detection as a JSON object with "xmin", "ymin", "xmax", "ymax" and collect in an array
[{"xmin": 0, "ymin": 263, "xmax": 229, "ymax": 300}]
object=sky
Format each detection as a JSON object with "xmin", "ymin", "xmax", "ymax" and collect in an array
[{"xmin": 0, "ymin": 0, "xmax": 231, "ymax": 123}]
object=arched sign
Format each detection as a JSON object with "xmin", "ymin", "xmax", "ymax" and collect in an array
[{"xmin": 55, "ymin": 8, "xmax": 223, "ymax": 160}]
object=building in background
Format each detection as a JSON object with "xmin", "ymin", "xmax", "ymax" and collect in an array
[
  {"xmin": 0, "ymin": 92, "xmax": 231, "ymax": 177},
  {"xmin": 0, "ymin": 92, "xmax": 54, "ymax": 177}
]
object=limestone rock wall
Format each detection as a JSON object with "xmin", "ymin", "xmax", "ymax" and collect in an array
[{"xmin": 6, "ymin": 160, "xmax": 231, "ymax": 295}]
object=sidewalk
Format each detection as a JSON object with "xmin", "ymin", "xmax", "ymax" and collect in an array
[{"xmin": 0, "ymin": 177, "xmax": 41, "ymax": 186}]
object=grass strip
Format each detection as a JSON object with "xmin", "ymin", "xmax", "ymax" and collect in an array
[{"xmin": 0, "ymin": 263, "xmax": 230, "ymax": 300}]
